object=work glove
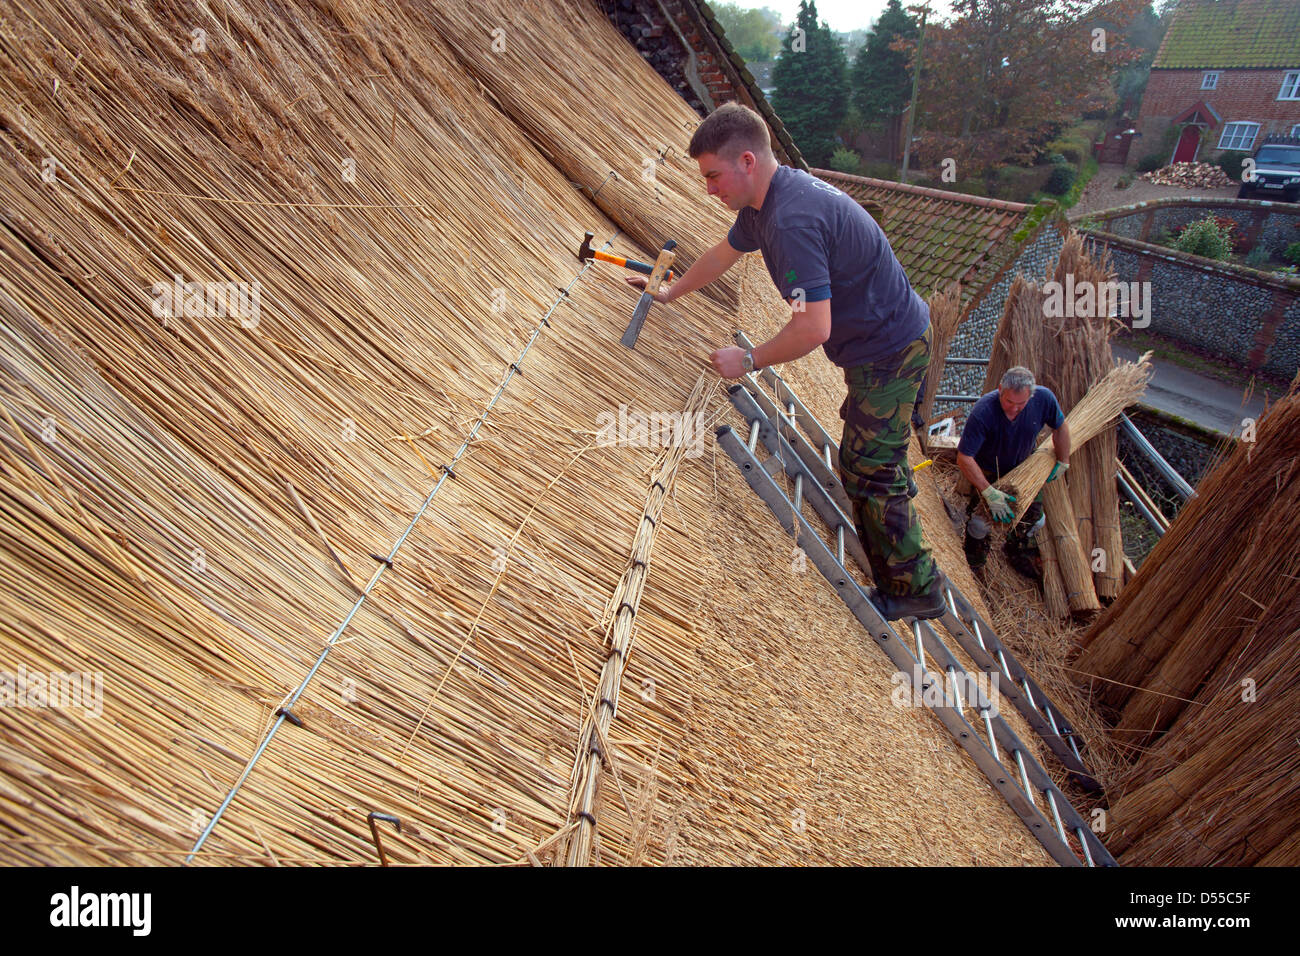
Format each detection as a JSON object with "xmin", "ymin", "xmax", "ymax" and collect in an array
[
  {"xmin": 981, "ymin": 485, "xmax": 1017, "ymax": 523},
  {"xmin": 1046, "ymin": 461, "xmax": 1070, "ymax": 483}
]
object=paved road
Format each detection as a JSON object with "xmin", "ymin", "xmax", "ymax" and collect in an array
[{"xmin": 1113, "ymin": 343, "xmax": 1266, "ymax": 436}]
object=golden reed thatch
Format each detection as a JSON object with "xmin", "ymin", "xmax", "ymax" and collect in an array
[
  {"xmin": 0, "ymin": 0, "xmax": 1062, "ymax": 865},
  {"xmin": 1076, "ymin": 379, "xmax": 1300, "ymax": 865}
]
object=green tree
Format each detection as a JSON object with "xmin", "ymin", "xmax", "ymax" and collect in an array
[
  {"xmin": 852, "ymin": 0, "xmax": 919, "ymax": 128},
  {"xmin": 711, "ymin": 3, "xmax": 783, "ymax": 62},
  {"xmin": 771, "ymin": 0, "xmax": 849, "ymax": 167}
]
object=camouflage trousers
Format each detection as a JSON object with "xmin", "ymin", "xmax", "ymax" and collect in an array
[{"xmin": 838, "ymin": 325, "xmax": 937, "ymax": 597}]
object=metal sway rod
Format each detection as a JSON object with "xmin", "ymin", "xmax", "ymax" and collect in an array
[{"xmin": 185, "ymin": 231, "xmax": 618, "ymax": 863}]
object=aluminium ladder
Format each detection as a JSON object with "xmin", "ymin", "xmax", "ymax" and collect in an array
[{"xmin": 719, "ymin": 334, "xmax": 1115, "ymax": 867}]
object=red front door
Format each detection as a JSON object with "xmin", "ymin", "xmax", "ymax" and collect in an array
[{"xmin": 1172, "ymin": 125, "xmax": 1200, "ymax": 163}]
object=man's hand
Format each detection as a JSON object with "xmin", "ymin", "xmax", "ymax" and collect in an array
[
  {"xmin": 710, "ymin": 346, "xmax": 747, "ymax": 379},
  {"xmin": 981, "ymin": 485, "xmax": 1017, "ymax": 523},
  {"xmin": 625, "ymin": 275, "xmax": 672, "ymax": 304},
  {"xmin": 1046, "ymin": 460, "xmax": 1070, "ymax": 483}
]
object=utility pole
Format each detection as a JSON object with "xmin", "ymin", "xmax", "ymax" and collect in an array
[{"xmin": 899, "ymin": 5, "xmax": 929, "ymax": 184}]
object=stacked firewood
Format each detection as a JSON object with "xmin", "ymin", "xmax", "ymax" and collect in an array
[{"xmin": 1139, "ymin": 161, "xmax": 1235, "ymax": 188}]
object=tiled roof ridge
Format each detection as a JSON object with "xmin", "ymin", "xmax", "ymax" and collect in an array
[
  {"xmin": 688, "ymin": 0, "xmax": 807, "ymax": 168},
  {"xmin": 810, "ymin": 168, "xmax": 1033, "ymax": 213}
]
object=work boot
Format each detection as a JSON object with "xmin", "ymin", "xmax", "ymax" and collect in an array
[
  {"xmin": 1004, "ymin": 532, "xmax": 1042, "ymax": 581},
  {"xmin": 964, "ymin": 515, "xmax": 991, "ymax": 569},
  {"xmin": 880, "ymin": 579, "xmax": 947, "ymax": 621}
]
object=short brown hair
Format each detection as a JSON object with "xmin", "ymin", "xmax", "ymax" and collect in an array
[{"xmin": 688, "ymin": 102, "xmax": 774, "ymax": 160}]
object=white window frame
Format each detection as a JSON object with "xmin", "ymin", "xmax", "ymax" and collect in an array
[
  {"xmin": 1281, "ymin": 71, "xmax": 1300, "ymax": 100},
  {"xmin": 1201, "ymin": 71, "xmax": 1219, "ymax": 90},
  {"xmin": 1217, "ymin": 122, "xmax": 1259, "ymax": 151}
]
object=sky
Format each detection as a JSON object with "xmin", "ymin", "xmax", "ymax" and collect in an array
[{"xmin": 757, "ymin": 0, "xmax": 958, "ymax": 33}]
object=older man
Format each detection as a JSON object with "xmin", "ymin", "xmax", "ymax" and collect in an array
[
  {"xmin": 956, "ymin": 367, "xmax": 1071, "ymax": 578},
  {"xmin": 626, "ymin": 102, "xmax": 944, "ymax": 620}
]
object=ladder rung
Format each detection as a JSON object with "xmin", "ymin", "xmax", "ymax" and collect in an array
[{"xmin": 717, "ymin": 421, "xmax": 1116, "ymax": 867}]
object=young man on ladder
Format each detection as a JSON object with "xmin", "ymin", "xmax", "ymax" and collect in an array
[{"xmin": 627, "ymin": 103, "xmax": 944, "ymax": 620}]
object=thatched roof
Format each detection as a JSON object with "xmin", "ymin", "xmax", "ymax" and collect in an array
[{"xmin": 0, "ymin": 0, "xmax": 1063, "ymax": 865}]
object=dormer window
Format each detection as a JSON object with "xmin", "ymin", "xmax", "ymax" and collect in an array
[{"xmin": 1201, "ymin": 72, "xmax": 1219, "ymax": 90}]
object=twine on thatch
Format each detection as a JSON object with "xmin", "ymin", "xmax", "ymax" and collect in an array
[{"xmin": 563, "ymin": 375, "xmax": 712, "ymax": 866}]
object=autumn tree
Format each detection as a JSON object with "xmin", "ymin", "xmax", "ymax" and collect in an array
[{"xmin": 906, "ymin": 0, "xmax": 1146, "ymax": 173}]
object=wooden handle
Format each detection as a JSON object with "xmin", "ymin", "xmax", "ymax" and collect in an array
[{"xmin": 644, "ymin": 240, "xmax": 678, "ymax": 295}]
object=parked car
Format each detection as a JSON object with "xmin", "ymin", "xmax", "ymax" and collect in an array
[{"xmin": 1238, "ymin": 135, "xmax": 1300, "ymax": 202}]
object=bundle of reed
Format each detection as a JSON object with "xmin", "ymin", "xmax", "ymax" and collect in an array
[
  {"xmin": 1103, "ymin": 612, "xmax": 1300, "ymax": 863},
  {"xmin": 918, "ymin": 280, "xmax": 963, "ymax": 433},
  {"xmin": 564, "ymin": 375, "xmax": 711, "ymax": 867},
  {"xmin": 1035, "ymin": 517, "xmax": 1071, "ymax": 620},
  {"xmin": 1046, "ymin": 234, "xmax": 1123, "ymax": 597},
  {"xmin": 996, "ymin": 355, "xmax": 1153, "ymax": 523},
  {"xmin": 978, "ymin": 274, "xmax": 1035, "ymax": 395},
  {"xmin": 1089, "ymin": 426, "xmax": 1123, "ymax": 599},
  {"xmin": 1053, "ymin": 333, "xmax": 1096, "ymax": 559},
  {"xmin": 1040, "ymin": 481, "xmax": 1100, "ymax": 615},
  {"xmin": 1075, "ymin": 380, "xmax": 1300, "ymax": 729}
]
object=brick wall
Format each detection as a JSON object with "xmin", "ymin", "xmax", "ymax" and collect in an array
[
  {"xmin": 601, "ymin": 0, "xmax": 747, "ymax": 114},
  {"xmin": 1085, "ymin": 197, "xmax": 1300, "ymax": 256},
  {"xmin": 1136, "ymin": 68, "xmax": 1300, "ymax": 163},
  {"xmin": 600, "ymin": 0, "xmax": 803, "ymax": 166},
  {"xmin": 1076, "ymin": 210, "xmax": 1300, "ymax": 381}
]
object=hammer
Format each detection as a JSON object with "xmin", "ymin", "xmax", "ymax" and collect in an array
[
  {"xmin": 577, "ymin": 231, "xmax": 675, "ymax": 282},
  {"xmin": 621, "ymin": 239, "xmax": 677, "ymax": 349}
]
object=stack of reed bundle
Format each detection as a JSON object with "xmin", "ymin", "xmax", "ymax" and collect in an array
[
  {"xmin": 918, "ymin": 280, "xmax": 963, "ymax": 433},
  {"xmin": 980, "ymin": 270, "xmax": 1101, "ymax": 615},
  {"xmin": 1104, "ymin": 613, "xmax": 1300, "ymax": 864},
  {"xmin": 1074, "ymin": 381, "xmax": 1300, "ymax": 863},
  {"xmin": 1074, "ymin": 379, "xmax": 1300, "ymax": 741},
  {"xmin": 1044, "ymin": 235, "xmax": 1124, "ymax": 599},
  {"xmin": 994, "ymin": 274, "xmax": 1087, "ymax": 614}
]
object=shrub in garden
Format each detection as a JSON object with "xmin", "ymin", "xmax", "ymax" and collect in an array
[
  {"xmin": 1045, "ymin": 162, "xmax": 1077, "ymax": 195},
  {"xmin": 1172, "ymin": 216, "xmax": 1233, "ymax": 260},
  {"xmin": 828, "ymin": 147, "xmax": 861, "ymax": 174}
]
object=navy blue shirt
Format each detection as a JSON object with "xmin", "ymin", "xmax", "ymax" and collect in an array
[
  {"xmin": 727, "ymin": 166, "xmax": 929, "ymax": 368},
  {"xmin": 958, "ymin": 387, "xmax": 1065, "ymax": 477}
]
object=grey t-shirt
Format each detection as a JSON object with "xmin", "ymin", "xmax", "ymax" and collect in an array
[{"xmin": 727, "ymin": 165, "xmax": 929, "ymax": 369}]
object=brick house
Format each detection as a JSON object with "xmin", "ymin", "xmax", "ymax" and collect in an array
[{"xmin": 1132, "ymin": 0, "xmax": 1300, "ymax": 166}]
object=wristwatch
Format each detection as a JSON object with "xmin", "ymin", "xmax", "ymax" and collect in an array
[{"xmin": 742, "ymin": 349, "xmax": 755, "ymax": 373}]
